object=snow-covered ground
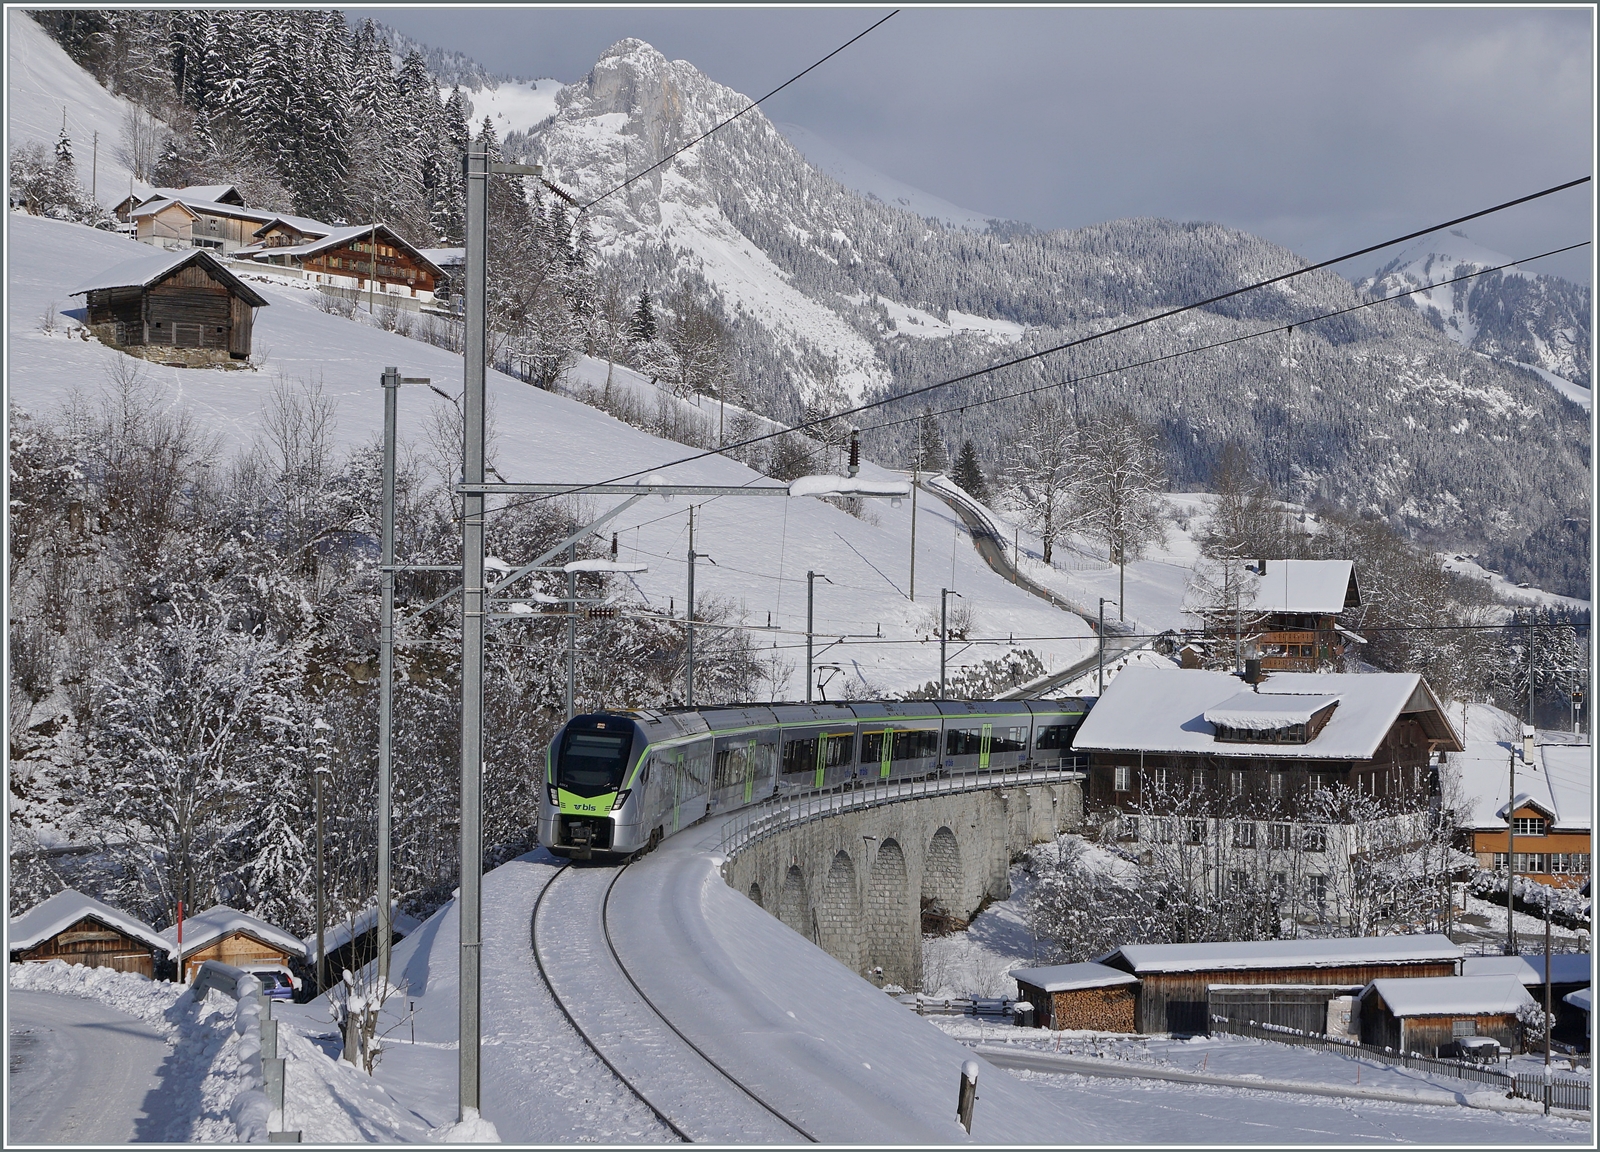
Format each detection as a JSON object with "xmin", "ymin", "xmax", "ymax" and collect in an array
[
  {"xmin": 1440, "ymin": 554, "xmax": 1592, "ymax": 614},
  {"xmin": 7, "ymin": 10, "xmax": 153, "ymax": 209},
  {"xmin": 449, "ymin": 78, "xmax": 564, "ymax": 139},
  {"xmin": 8, "ymin": 960, "xmax": 432, "ymax": 1142},
  {"xmin": 7, "ymin": 212, "xmax": 1096, "ymax": 698}
]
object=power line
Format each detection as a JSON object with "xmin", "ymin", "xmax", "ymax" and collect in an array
[
  {"xmin": 503, "ymin": 175, "xmax": 1591, "ymax": 506},
  {"xmin": 578, "ymin": 10, "xmax": 899, "ymax": 212},
  {"xmin": 856, "ymin": 241, "xmax": 1592, "ymax": 435}
]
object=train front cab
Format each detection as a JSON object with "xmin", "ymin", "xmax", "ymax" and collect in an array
[{"xmin": 544, "ymin": 713, "xmax": 647, "ymax": 860}]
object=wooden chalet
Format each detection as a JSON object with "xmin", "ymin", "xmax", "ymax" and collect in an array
[
  {"xmin": 1359, "ymin": 974, "xmax": 1533, "ymax": 1055},
  {"xmin": 1009, "ymin": 962, "xmax": 1139, "ymax": 1032},
  {"xmin": 71, "ymin": 248, "xmax": 268, "ymax": 363},
  {"xmin": 127, "ymin": 185, "xmax": 299, "ymax": 253},
  {"xmin": 10, "ymin": 889, "xmax": 172, "ymax": 978},
  {"xmin": 1462, "ymin": 742, "xmax": 1591, "ymax": 888},
  {"xmin": 1099, "ymin": 935, "xmax": 1462, "ymax": 1035},
  {"xmin": 1199, "ymin": 559, "xmax": 1363, "ymax": 672},
  {"xmin": 241, "ymin": 224, "xmax": 443, "ymax": 303},
  {"xmin": 159, "ymin": 905, "xmax": 306, "ymax": 984}
]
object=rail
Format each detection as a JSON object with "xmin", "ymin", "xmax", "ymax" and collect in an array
[
  {"xmin": 716, "ymin": 760, "xmax": 1086, "ymax": 859},
  {"xmin": 1210, "ymin": 1015, "xmax": 1590, "ymax": 1112}
]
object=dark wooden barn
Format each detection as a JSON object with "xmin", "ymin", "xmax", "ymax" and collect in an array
[
  {"xmin": 70, "ymin": 247, "xmax": 269, "ymax": 363},
  {"xmin": 1359, "ymin": 974, "xmax": 1533, "ymax": 1055},
  {"xmin": 1099, "ymin": 935, "xmax": 1462, "ymax": 1035},
  {"xmin": 9, "ymin": 889, "xmax": 173, "ymax": 978}
]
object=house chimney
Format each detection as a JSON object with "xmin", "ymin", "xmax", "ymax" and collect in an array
[{"xmin": 1521, "ymin": 724, "xmax": 1535, "ymax": 763}]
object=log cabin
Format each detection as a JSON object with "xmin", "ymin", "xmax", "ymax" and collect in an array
[
  {"xmin": 9, "ymin": 889, "xmax": 173, "ymax": 978},
  {"xmin": 70, "ymin": 247, "xmax": 268, "ymax": 364},
  {"xmin": 158, "ymin": 905, "xmax": 306, "ymax": 985}
]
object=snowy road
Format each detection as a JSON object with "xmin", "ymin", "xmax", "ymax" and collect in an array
[
  {"xmin": 533, "ymin": 863, "xmax": 808, "ymax": 1141},
  {"xmin": 7, "ymin": 990, "xmax": 167, "ymax": 1144}
]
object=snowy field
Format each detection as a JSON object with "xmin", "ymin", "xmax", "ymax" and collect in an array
[{"xmin": 6, "ymin": 211, "xmax": 1096, "ymax": 698}]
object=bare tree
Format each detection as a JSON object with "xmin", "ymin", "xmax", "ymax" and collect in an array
[
  {"xmin": 118, "ymin": 105, "xmax": 165, "ymax": 183},
  {"xmin": 1001, "ymin": 397, "xmax": 1081, "ymax": 565},
  {"xmin": 1078, "ymin": 408, "xmax": 1166, "ymax": 614}
]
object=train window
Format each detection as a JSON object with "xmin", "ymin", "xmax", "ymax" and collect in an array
[
  {"xmin": 821, "ymin": 733, "xmax": 854, "ymax": 768},
  {"xmin": 714, "ymin": 744, "xmax": 750, "ymax": 792},
  {"xmin": 782, "ymin": 736, "xmax": 819, "ymax": 776},
  {"xmin": 860, "ymin": 732, "xmax": 886, "ymax": 763},
  {"xmin": 1036, "ymin": 724, "xmax": 1079, "ymax": 750},
  {"xmin": 891, "ymin": 729, "xmax": 938, "ymax": 761},
  {"xmin": 684, "ymin": 742, "xmax": 711, "ymax": 790},
  {"xmin": 992, "ymin": 726, "xmax": 1027, "ymax": 753},
  {"xmin": 946, "ymin": 728, "xmax": 983, "ymax": 756},
  {"xmin": 557, "ymin": 730, "xmax": 630, "ymax": 794}
]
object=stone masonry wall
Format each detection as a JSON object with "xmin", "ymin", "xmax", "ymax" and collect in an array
[{"xmin": 722, "ymin": 781, "xmax": 1080, "ymax": 991}]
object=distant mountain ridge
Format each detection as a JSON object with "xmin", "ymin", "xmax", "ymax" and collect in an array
[
  {"xmin": 521, "ymin": 39, "xmax": 1588, "ymax": 593},
  {"xmin": 1359, "ymin": 230, "xmax": 1591, "ymax": 392}
]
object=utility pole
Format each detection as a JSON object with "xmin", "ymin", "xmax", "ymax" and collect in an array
[
  {"xmin": 378, "ymin": 368, "xmax": 398, "ymax": 987},
  {"xmin": 1098, "ymin": 597, "xmax": 1116, "ymax": 696},
  {"xmin": 566, "ymin": 542, "xmax": 577, "ymax": 719},
  {"xmin": 369, "ymin": 217, "xmax": 379, "ymax": 316},
  {"xmin": 1544, "ymin": 902, "xmax": 1553, "ymax": 1115},
  {"xmin": 91, "ymin": 130, "xmax": 97, "ymax": 205},
  {"xmin": 314, "ymin": 758, "xmax": 326, "ymax": 994},
  {"xmin": 940, "ymin": 588, "xmax": 962, "ymax": 698},
  {"xmin": 457, "ymin": 148, "xmax": 491, "ymax": 1122},
  {"xmin": 686, "ymin": 506, "xmax": 696, "ymax": 706},
  {"xmin": 806, "ymin": 571, "xmax": 828, "ymax": 704},
  {"xmin": 908, "ymin": 466, "xmax": 919, "ymax": 601},
  {"xmin": 1507, "ymin": 749, "xmax": 1516, "ymax": 956}
]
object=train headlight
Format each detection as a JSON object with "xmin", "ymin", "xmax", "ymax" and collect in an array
[
  {"xmin": 546, "ymin": 785, "xmax": 559, "ymax": 806},
  {"xmin": 610, "ymin": 789, "xmax": 631, "ymax": 812}
]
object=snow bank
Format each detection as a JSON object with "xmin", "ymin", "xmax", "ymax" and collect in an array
[{"xmin": 430, "ymin": 1107, "xmax": 502, "ymax": 1143}]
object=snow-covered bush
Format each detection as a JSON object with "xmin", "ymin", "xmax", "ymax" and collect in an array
[{"xmin": 9, "ymin": 141, "xmax": 101, "ymax": 223}]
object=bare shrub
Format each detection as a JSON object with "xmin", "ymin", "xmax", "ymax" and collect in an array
[{"xmin": 39, "ymin": 300, "xmax": 58, "ymax": 335}]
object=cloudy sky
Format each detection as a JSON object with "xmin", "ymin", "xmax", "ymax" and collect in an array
[{"xmin": 373, "ymin": 6, "xmax": 1595, "ymax": 283}]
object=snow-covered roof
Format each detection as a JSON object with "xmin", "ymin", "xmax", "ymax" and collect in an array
[
  {"xmin": 1243, "ymin": 559, "xmax": 1359, "ymax": 614},
  {"xmin": 303, "ymin": 902, "xmax": 422, "ymax": 965},
  {"xmin": 1458, "ymin": 741, "xmax": 1592, "ymax": 832},
  {"xmin": 9, "ymin": 889, "xmax": 172, "ymax": 955},
  {"xmin": 69, "ymin": 248, "xmax": 269, "ymax": 306},
  {"xmin": 128, "ymin": 197, "xmax": 198, "ymax": 220},
  {"xmin": 1203, "ymin": 692, "xmax": 1340, "ymax": 730},
  {"xmin": 1462, "ymin": 954, "xmax": 1592, "ymax": 986},
  {"xmin": 1566, "ymin": 987, "xmax": 1591, "ymax": 1013},
  {"xmin": 148, "ymin": 184, "xmax": 244, "ymax": 205},
  {"xmin": 1364, "ymin": 974, "xmax": 1534, "ymax": 1017},
  {"xmin": 243, "ymin": 225, "xmax": 444, "ymax": 276},
  {"xmin": 133, "ymin": 193, "xmax": 275, "ymax": 223},
  {"xmin": 1009, "ymin": 962, "xmax": 1139, "ymax": 993},
  {"xmin": 418, "ymin": 246, "xmax": 465, "ymax": 267},
  {"xmin": 1103, "ymin": 934, "xmax": 1461, "ymax": 975},
  {"xmin": 1073, "ymin": 667, "xmax": 1462, "ymax": 759},
  {"xmin": 158, "ymin": 904, "xmax": 306, "ymax": 959},
  {"xmin": 249, "ymin": 213, "xmax": 333, "ymax": 239}
]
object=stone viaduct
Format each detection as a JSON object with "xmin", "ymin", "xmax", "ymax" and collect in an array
[{"xmin": 719, "ymin": 781, "xmax": 1081, "ymax": 991}]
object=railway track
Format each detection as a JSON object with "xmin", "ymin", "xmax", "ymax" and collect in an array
[{"xmin": 531, "ymin": 862, "xmax": 815, "ymax": 1144}]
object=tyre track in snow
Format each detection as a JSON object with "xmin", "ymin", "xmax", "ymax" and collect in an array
[{"xmin": 532, "ymin": 862, "xmax": 815, "ymax": 1143}]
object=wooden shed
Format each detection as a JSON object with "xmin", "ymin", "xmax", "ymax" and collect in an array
[
  {"xmin": 1100, "ymin": 935, "xmax": 1462, "ymax": 1035},
  {"xmin": 9, "ymin": 889, "xmax": 172, "ymax": 978},
  {"xmin": 70, "ymin": 248, "xmax": 268, "ymax": 364},
  {"xmin": 159, "ymin": 905, "xmax": 307, "ymax": 984},
  {"xmin": 1010, "ymin": 962, "xmax": 1139, "ymax": 1032},
  {"xmin": 1360, "ymin": 974, "xmax": 1534, "ymax": 1055}
]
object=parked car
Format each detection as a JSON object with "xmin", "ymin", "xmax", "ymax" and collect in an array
[{"xmin": 246, "ymin": 967, "xmax": 300, "ymax": 1000}]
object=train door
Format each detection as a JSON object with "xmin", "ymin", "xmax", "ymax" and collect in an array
[
  {"xmin": 859, "ymin": 729, "xmax": 894, "ymax": 780},
  {"xmin": 711, "ymin": 733, "xmax": 775, "ymax": 812}
]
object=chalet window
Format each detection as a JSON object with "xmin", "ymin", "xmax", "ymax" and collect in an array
[
  {"xmin": 1306, "ymin": 773, "xmax": 1328, "ymax": 792},
  {"xmin": 1452, "ymin": 1021, "xmax": 1477, "ymax": 1039},
  {"xmin": 1272, "ymin": 871, "xmax": 1288, "ymax": 894},
  {"xmin": 1232, "ymin": 821, "xmax": 1256, "ymax": 849},
  {"xmin": 1230, "ymin": 770, "xmax": 1245, "ymax": 797},
  {"xmin": 1226, "ymin": 870, "xmax": 1249, "ymax": 894},
  {"xmin": 1513, "ymin": 852, "xmax": 1549, "ymax": 874},
  {"xmin": 1269, "ymin": 772, "xmax": 1285, "ymax": 799},
  {"xmin": 1190, "ymin": 772, "xmax": 1206, "ymax": 793},
  {"xmin": 1549, "ymin": 853, "xmax": 1588, "ymax": 875},
  {"xmin": 1512, "ymin": 816, "xmax": 1547, "ymax": 836},
  {"xmin": 1493, "ymin": 852, "xmax": 1508, "ymax": 872},
  {"xmin": 1186, "ymin": 819, "xmax": 1206, "ymax": 845},
  {"xmin": 1213, "ymin": 722, "xmax": 1309, "ymax": 744},
  {"xmin": 1307, "ymin": 874, "xmax": 1328, "ymax": 904},
  {"xmin": 1268, "ymin": 823, "xmax": 1293, "ymax": 851},
  {"xmin": 1155, "ymin": 818, "xmax": 1176, "ymax": 844},
  {"xmin": 1146, "ymin": 767, "xmax": 1171, "ymax": 791},
  {"xmin": 1302, "ymin": 825, "xmax": 1327, "ymax": 853},
  {"xmin": 1113, "ymin": 765, "xmax": 1130, "ymax": 792}
]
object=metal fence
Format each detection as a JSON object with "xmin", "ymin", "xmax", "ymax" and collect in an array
[
  {"xmin": 1211, "ymin": 1015, "xmax": 1590, "ymax": 1111},
  {"xmin": 716, "ymin": 760, "xmax": 1087, "ymax": 859}
]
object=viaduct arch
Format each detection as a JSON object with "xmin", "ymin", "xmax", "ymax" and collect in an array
[{"xmin": 721, "ymin": 780, "xmax": 1079, "ymax": 991}]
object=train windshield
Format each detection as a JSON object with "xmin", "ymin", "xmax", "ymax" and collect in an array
[{"xmin": 557, "ymin": 729, "xmax": 632, "ymax": 796}]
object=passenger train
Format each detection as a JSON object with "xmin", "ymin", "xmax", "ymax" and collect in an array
[{"xmin": 539, "ymin": 699, "xmax": 1092, "ymax": 860}]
